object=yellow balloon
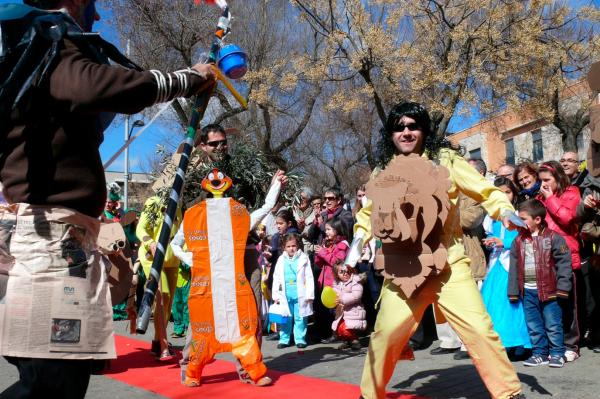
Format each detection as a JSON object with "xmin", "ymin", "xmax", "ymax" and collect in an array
[{"xmin": 321, "ymin": 286, "xmax": 337, "ymax": 309}]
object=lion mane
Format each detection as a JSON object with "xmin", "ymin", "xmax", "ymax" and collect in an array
[{"xmin": 366, "ymin": 154, "xmax": 452, "ymax": 298}]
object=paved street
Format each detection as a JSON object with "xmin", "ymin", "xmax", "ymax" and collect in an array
[{"xmin": 1, "ymin": 320, "xmax": 599, "ymax": 398}]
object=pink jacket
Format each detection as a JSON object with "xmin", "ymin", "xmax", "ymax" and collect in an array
[
  {"xmin": 315, "ymin": 239, "xmax": 348, "ymax": 288},
  {"xmin": 331, "ymin": 274, "xmax": 367, "ymax": 331},
  {"xmin": 538, "ymin": 185, "xmax": 580, "ymax": 269}
]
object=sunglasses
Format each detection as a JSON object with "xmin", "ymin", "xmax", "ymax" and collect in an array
[
  {"xmin": 324, "ymin": 196, "xmax": 338, "ymax": 201},
  {"xmin": 206, "ymin": 139, "xmax": 228, "ymax": 148},
  {"xmin": 394, "ymin": 123, "xmax": 420, "ymax": 132}
]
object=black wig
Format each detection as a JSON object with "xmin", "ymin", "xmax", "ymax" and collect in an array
[{"xmin": 375, "ymin": 102, "xmax": 461, "ymax": 167}]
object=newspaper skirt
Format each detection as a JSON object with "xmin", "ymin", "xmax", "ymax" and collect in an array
[{"xmin": 0, "ymin": 203, "xmax": 115, "ymax": 360}]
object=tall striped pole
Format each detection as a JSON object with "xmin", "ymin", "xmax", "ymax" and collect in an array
[{"xmin": 136, "ymin": 2, "xmax": 232, "ymax": 334}]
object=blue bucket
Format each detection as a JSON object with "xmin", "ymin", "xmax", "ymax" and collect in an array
[{"xmin": 218, "ymin": 44, "xmax": 248, "ymax": 80}]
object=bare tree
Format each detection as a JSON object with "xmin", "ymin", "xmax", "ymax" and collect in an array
[
  {"xmin": 104, "ymin": 0, "xmax": 327, "ymax": 172},
  {"xmin": 291, "ymin": 0, "xmax": 600, "ymax": 142}
]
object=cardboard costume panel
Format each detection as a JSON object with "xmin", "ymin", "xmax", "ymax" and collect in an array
[
  {"xmin": 366, "ymin": 154, "xmax": 451, "ymax": 298},
  {"xmin": 98, "ymin": 222, "xmax": 134, "ymax": 305},
  {"xmin": 183, "ymin": 198, "xmax": 266, "ymax": 384},
  {"xmin": 587, "ymin": 62, "xmax": 600, "ymax": 177}
]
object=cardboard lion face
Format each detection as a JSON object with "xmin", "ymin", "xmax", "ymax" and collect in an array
[{"xmin": 366, "ymin": 154, "xmax": 451, "ymax": 298}]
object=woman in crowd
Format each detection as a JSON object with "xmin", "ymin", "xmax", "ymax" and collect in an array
[
  {"xmin": 136, "ymin": 196, "xmax": 182, "ymax": 361},
  {"xmin": 514, "ymin": 161, "xmax": 541, "ymax": 205},
  {"xmin": 536, "ymin": 160, "xmax": 581, "ymax": 362}
]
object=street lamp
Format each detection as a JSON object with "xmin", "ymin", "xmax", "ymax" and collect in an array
[{"xmin": 124, "ymin": 118, "xmax": 145, "ymax": 210}]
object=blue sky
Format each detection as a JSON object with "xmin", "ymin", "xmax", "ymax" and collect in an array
[{"xmin": 3, "ymin": 0, "xmax": 600, "ymax": 172}]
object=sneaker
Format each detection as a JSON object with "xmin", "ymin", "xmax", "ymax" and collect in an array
[
  {"xmin": 429, "ymin": 346, "xmax": 459, "ymax": 355},
  {"xmin": 523, "ymin": 355, "xmax": 549, "ymax": 367},
  {"xmin": 266, "ymin": 333, "xmax": 280, "ymax": 341},
  {"xmin": 238, "ymin": 371, "xmax": 252, "ymax": 384},
  {"xmin": 564, "ymin": 350, "xmax": 579, "ymax": 362},
  {"xmin": 255, "ymin": 376, "xmax": 273, "ymax": 387},
  {"xmin": 593, "ymin": 347, "xmax": 600, "ymax": 353},
  {"xmin": 548, "ymin": 355, "xmax": 565, "ymax": 368},
  {"xmin": 239, "ymin": 372, "xmax": 272, "ymax": 387},
  {"xmin": 296, "ymin": 343, "xmax": 307, "ymax": 349},
  {"xmin": 183, "ymin": 376, "xmax": 200, "ymax": 387},
  {"xmin": 277, "ymin": 343, "xmax": 291, "ymax": 349},
  {"xmin": 321, "ymin": 335, "xmax": 339, "ymax": 344},
  {"xmin": 351, "ymin": 339, "xmax": 362, "ymax": 350},
  {"xmin": 337, "ymin": 341, "xmax": 351, "ymax": 350},
  {"xmin": 453, "ymin": 350, "xmax": 470, "ymax": 360}
]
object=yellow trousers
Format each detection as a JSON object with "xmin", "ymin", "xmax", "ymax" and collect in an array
[{"xmin": 360, "ymin": 261, "xmax": 521, "ymax": 399}]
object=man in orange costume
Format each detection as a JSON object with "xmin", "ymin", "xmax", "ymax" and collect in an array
[{"xmin": 180, "ymin": 169, "xmax": 284, "ymax": 387}]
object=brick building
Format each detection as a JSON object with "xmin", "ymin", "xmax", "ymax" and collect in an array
[{"xmin": 448, "ymin": 80, "xmax": 597, "ymax": 173}]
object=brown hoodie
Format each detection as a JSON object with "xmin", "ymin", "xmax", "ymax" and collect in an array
[{"xmin": 1, "ymin": 37, "xmax": 208, "ymax": 217}]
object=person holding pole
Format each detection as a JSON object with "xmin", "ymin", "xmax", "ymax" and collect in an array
[{"xmin": 0, "ymin": 1, "xmax": 216, "ymax": 397}]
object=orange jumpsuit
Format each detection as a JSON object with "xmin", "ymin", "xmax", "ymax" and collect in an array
[{"xmin": 183, "ymin": 197, "xmax": 267, "ymax": 384}]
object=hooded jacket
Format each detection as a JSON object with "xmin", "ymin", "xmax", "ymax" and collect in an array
[{"xmin": 332, "ymin": 273, "xmax": 367, "ymax": 331}]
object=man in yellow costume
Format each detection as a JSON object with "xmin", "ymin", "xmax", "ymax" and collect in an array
[{"xmin": 348, "ymin": 102, "xmax": 525, "ymax": 399}]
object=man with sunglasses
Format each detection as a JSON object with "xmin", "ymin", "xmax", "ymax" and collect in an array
[
  {"xmin": 153, "ymin": 124, "xmax": 229, "ymax": 192},
  {"xmin": 198, "ymin": 124, "xmax": 229, "ymax": 162},
  {"xmin": 0, "ymin": 1, "xmax": 217, "ymax": 398},
  {"xmin": 352, "ymin": 102, "xmax": 525, "ymax": 399}
]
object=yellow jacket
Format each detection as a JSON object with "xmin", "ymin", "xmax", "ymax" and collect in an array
[
  {"xmin": 355, "ymin": 149, "xmax": 514, "ymax": 268},
  {"xmin": 136, "ymin": 196, "xmax": 182, "ymax": 270}
]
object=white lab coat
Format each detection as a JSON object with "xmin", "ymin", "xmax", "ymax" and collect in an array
[{"xmin": 271, "ymin": 249, "xmax": 314, "ymax": 317}]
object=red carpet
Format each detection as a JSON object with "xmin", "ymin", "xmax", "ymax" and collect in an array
[{"xmin": 103, "ymin": 335, "xmax": 426, "ymax": 399}]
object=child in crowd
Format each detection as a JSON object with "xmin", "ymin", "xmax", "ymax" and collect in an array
[
  {"xmin": 481, "ymin": 178, "xmax": 531, "ymax": 354},
  {"xmin": 268, "ymin": 209, "xmax": 300, "ymax": 286},
  {"xmin": 331, "ymin": 261, "xmax": 367, "ymax": 350},
  {"xmin": 272, "ymin": 233, "xmax": 315, "ymax": 349},
  {"xmin": 508, "ymin": 199, "xmax": 572, "ymax": 368},
  {"xmin": 314, "ymin": 218, "xmax": 349, "ymax": 342},
  {"xmin": 266, "ymin": 210, "xmax": 299, "ymax": 339},
  {"xmin": 315, "ymin": 218, "xmax": 349, "ymax": 289}
]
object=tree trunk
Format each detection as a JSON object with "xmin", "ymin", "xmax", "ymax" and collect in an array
[{"xmin": 562, "ymin": 130, "xmax": 579, "ymax": 153}]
